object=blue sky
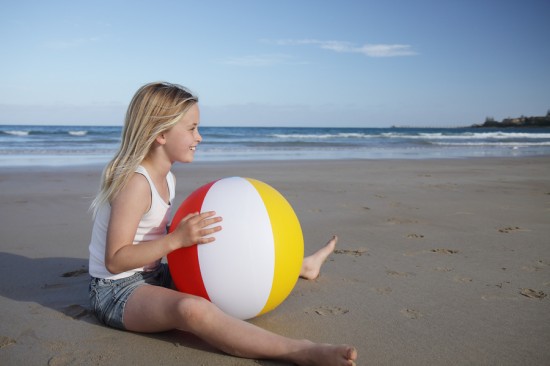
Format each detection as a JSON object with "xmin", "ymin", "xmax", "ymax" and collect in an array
[{"xmin": 1, "ymin": 0, "xmax": 549, "ymax": 127}]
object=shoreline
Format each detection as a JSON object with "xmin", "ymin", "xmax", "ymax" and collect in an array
[
  {"xmin": 1, "ymin": 154, "xmax": 549, "ymax": 172},
  {"xmin": 1, "ymin": 156, "xmax": 549, "ymax": 365}
]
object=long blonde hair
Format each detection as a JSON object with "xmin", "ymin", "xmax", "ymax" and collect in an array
[{"xmin": 91, "ymin": 82, "xmax": 198, "ymax": 215}]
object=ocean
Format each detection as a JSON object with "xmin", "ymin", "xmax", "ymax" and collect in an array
[{"xmin": 1, "ymin": 125, "xmax": 549, "ymax": 167}]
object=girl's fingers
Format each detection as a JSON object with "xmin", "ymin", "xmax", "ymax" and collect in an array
[
  {"xmin": 190, "ymin": 212, "xmax": 222, "ymax": 228},
  {"xmin": 186, "ymin": 211, "xmax": 218, "ymax": 224},
  {"xmin": 199, "ymin": 210, "xmax": 217, "ymax": 219},
  {"xmin": 181, "ymin": 212, "xmax": 199, "ymax": 222},
  {"xmin": 198, "ymin": 236, "xmax": 217, "ymax": 244},
  {"xmin": 174, "ymin": 211, "xmax": 222, "ymax": 245},
  {"xmin": 200, "ymin": 224, "xmax": 222, "ymax": 236},
  {"xmin": 201, "ymin": 216, "xmax": 223, "ymax": 228}
]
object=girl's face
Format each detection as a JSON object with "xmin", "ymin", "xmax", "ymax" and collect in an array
[{"xmin": 163, "ymin": 103, "xmax": 202, "ymax": 163}]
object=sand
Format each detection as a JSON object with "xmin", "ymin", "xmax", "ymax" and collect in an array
[{"xmin": 0, "ymin": 157, "xmax": 549, "ymax": 365}]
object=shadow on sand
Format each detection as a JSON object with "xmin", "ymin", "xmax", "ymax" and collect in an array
[{"xmin": 0, "ymin": 252, "xmax": 288, "ymax": 364}]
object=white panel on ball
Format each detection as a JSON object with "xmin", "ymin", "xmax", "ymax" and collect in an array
[{"xmin": 198, "ymin": 177, "xmax": 275, "ymax": 319}]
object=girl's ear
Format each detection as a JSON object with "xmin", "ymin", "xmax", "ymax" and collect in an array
[{"xmin": 156, "ymin": 133, "xmax": 167, "ymax": 145}]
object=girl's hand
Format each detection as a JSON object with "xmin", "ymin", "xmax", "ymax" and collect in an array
[{"xmin": 169, "ymin": 211, "xmax": 222, "ymax": 249}]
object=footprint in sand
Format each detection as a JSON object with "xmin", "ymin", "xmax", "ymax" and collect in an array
[
  {"xmin": 490, "ymin": 281, "xmax": 511, "ymax": 289},
  {"xmin": 498, "ymin": 226, "xmax": 528, "ymax": 233},
  {"xmin": 406, "ymin": 233, "xmax": 424, "ymax": 239},
  {"xmin": 334, "ymin": 248, "xmax": 368, "ymax": 257},
  {"xmin": 453, "ymin": 275, "xmax": 473, "ymax": 283},
  {"xmin": 433, "ymin": 267, "xmax": 453, "ymax": 272},
  {"xmin": 373, "ymin": 287, "xmax": 393, "ymax": 295},
  {"xmin": 521, "ymin": 260, "xmax": 548, "ymax": 272},
  {"xmin": 0, "ymin": 336, "xmax": 16, "ymax": 349},
  {"xmin": 386, "ymin": 270, "xmax": 411, "ymax": 278},
  {"xmin": 48, "ymin": 354, "xmax": 77, "ymax": 366},
  {"xmin": 61, "ymin": 268, "xmax": 88, "ymax": 277},
  {"xmin": 400, "ymin": 308, "xmax": 422, "ymax": 319},
  {"xmin": 520, "ymin": 288, "xmax": 547, "ymax": 300},
  {"xmin": 387, "ymin": 217, "xmax": 418, "ymax": 225},
  {"xmin": 313, "ymin": 306, "xmax": 350, "ymax": 316},
  {"xmin": 430, "ymin": 248, "xmax": 460, "ymax": 255},
  {"xmin": 521, "ymin": 266, "xmax": 540, "ymax": 273}
]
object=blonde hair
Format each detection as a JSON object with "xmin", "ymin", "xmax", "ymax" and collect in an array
[{"xmin": 91, "ymin": 82, "xmax": 198, "ymax": 215}]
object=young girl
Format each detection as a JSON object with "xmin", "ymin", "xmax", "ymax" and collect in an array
[{"xmin": 88, "ymin": 82, "xmax": 358, "ymax": 366}]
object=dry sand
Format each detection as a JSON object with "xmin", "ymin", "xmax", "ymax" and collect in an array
[{"xmin": 0, "ymin": 157, "xmax": 549, "ymax": 365}]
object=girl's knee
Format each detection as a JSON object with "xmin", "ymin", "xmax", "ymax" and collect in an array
[{"xmin": 176, "ymin": 295, "xmax": 216, "ymax": 329}]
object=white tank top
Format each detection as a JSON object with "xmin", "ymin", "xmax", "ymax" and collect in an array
[{"xmin": 88, "ymin": 166, "xmax": 175, "ymax": 280}]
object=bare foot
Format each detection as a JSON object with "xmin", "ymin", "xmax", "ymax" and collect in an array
[
  {"xmin": 300, "ymin": 235, "xmax": 338, "ymax": 280},
  {"xmin": 292, "ymin": 341, "xmax": 357, "ymax": 366}
]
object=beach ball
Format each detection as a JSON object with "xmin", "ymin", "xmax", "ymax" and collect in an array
[{"xmin": 167, "ymin": 177, "xmax": 304, "ymax": 320}]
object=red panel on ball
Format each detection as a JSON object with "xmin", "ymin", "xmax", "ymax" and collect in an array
[{"xmin": 167, "ymin": 180, "xmax": 218, "ymax": 301}]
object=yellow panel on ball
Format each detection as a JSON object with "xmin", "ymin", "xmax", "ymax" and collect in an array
[{"xmin": 246, "ymin": 178, "xmax": 304, "ymax": 316}]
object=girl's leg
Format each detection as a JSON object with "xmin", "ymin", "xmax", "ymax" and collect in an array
[
  {"xmin": 300, "ymin": 235, "xmax": 338, "ymax": 280},
  {"xmin": 124, "ymin": 285, "xmax": 357, "ymax": 366}
]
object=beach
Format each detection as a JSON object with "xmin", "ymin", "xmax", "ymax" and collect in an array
[{"xmin": 1, "ymin": 157, "xmax": 549, "ymax": 365}]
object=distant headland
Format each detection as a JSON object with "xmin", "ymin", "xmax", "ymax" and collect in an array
[{"xmin": 472, "ymin": 111, "xmax": 550, "ymax": 128}]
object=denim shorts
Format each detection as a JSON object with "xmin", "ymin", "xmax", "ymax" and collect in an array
[{"xmin": 89, "ymin": 263, "xmax": 173, "ymax": 330}]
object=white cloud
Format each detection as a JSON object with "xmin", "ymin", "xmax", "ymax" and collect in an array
[
  {"xmin": 318, "ymin": 41, "xmax": 355, "ymax": 53},
  {"xmin": 269, "ymin": 38, "xmax": 417, "ymax": 57},
  {"xmin": 358, "ymin": 44, "xmax": 416, "ymax": 57},
  {"xmin": 221, "ymin": 38, "xmax": 415, "ymax": 67}
]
